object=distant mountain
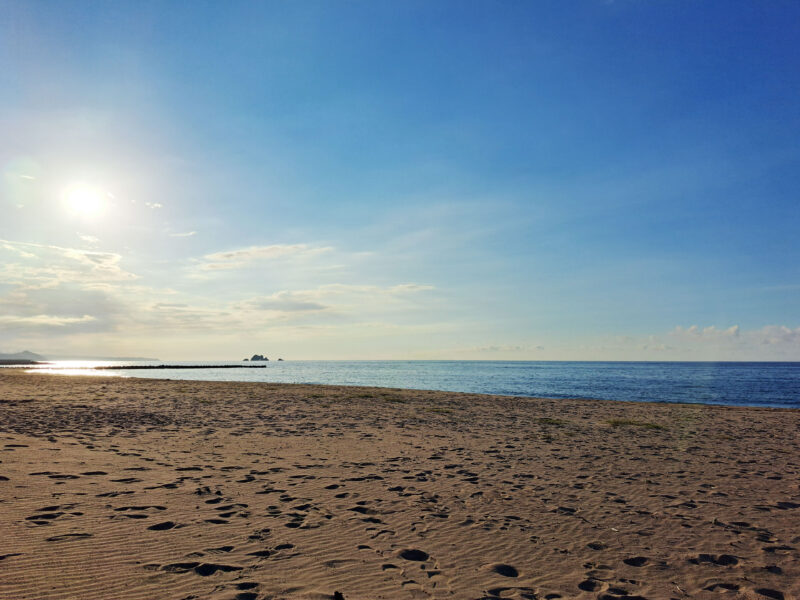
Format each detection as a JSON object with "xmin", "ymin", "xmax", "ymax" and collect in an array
[
  {"xmin": 0, "ymin": 350, "xmax": 161, "ymax": 361},
  {"xmin": 47, "ymin": 355, "xmax": 160, "ymax": 361},
  {"xmin": 0, "ymin": 350, "xmax": 46, "ymax": 361}
]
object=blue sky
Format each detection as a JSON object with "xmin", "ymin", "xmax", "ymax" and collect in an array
[{"xmin": 1, "ymin": 0, "xmax": 799, "ymax": 360}]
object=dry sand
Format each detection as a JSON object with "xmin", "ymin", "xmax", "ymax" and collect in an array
[{"xmin": 1, "ymin": 370, "xmax": 798, "ymax": 600}]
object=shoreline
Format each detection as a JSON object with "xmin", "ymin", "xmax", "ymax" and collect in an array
[
  {"xmin": 0, "ymin": 359, "xmax": 47, "ymax": 366},
  {"xmin": 20, "ymin": 367, "xmax": 800, "ymax": 411},
  {"xmin": 1, "ymin": 370, "xmax": 798, "ymax": 599}
]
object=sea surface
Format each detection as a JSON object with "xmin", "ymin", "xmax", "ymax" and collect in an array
[{"xmin": 13, "ymin": 360, "xmax": 800, "ymax": 409}]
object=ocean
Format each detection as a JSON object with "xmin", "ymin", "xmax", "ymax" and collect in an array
[{"xmin": 16, "ymin": 360, "xmax": 800, "ymax": 409}]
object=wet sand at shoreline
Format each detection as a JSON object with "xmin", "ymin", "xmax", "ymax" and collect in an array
[{"xmin": 1, "ymin": 370, "xmax": 798, "ymax": 600}]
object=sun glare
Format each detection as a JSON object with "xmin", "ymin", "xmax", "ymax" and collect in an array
[{"xmin": 63, "ymin": 183, "xmax": 106, "ymax": 217}]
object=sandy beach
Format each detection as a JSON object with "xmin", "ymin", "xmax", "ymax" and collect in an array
[{"xmin": 1, "ymin": 370, "xmax": 798, "ymax": 600}]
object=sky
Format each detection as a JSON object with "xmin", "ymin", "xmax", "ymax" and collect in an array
[{"xmin": 1, "ymin": 0, "xmax": 799, "ymax": 361}]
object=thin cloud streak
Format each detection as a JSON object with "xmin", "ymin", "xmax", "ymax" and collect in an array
[
  {"xmin": 199, "ymin": 244, "xmax": 333, "ymax": 271},
  {"xmin": 0, "ymin": 314, "xmax": 96, "ymax": 327}
]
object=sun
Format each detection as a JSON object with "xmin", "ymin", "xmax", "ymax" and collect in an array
[{"xmin": 63, "ymin": 183, "xmax": 106, "ymax": 217}]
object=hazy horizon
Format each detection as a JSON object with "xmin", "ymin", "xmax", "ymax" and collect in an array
[
  {"xmin": 2, "ymin": 1, "xmax": 799, "ymax": 362},
  {"xmin": 7, "ymin": 354, "xmax": 800, "ymax": 364}
]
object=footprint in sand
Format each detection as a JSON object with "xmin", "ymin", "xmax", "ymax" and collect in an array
[
  {"xmin": 704, "ymin": 583, "xmax": 740, "ymax": 592},
  {"xmin": 587, "ymin": 541, "xmax": 607, "ymax": 550},
  {"xmin": 236, "ymin": 582, "xmax": 259, "ymax": 590},
  {"xmin": 193, "ymin": 563, "xmax": 243, "ymax": 576},
  {"xmin": 161, "ymin": 562, "xmax": 201, "ymax": 573},
  {"xmin": 487, "ymin": 586, "xmax": 537, "ymax": 598},
  {"xmin": 754, "ymin": 589, "xmax": 785, "ymax": 600},
  {"xmin": 25, "ymin": 512, "xmax": 63, "ymax": 525},
  {"xmin": 161, "ymin": 562, "xmax": 243, "ymax": 576},
  {"xmin": 490, "ymin": 564, "xmax": 519, "ymax": 577},
  {"xmin": 688, "ymin": 553, "xmax": 738, "ymax": 566},
  {"xmin": 46, "ymin": 533, "xmax": 93, "ymax": 542},
  {"xmin": 761, "ymin": 545, "xmax": 794, "ymax": 555},
  {"xmin": 399, "ymin": 549, "xmax": 429, "ymax": 561},
  {"xmin": 147, "ymin": 521, "xmax": 176, "ymax": 531},
  {"xmin": 578, "ymin": 579, "xmax": 605, "ymax": 592}
]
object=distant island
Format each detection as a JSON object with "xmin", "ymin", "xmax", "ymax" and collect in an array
[{"xmin": 245, "ymin": 354, "xmax": 269, "ymax": 361}]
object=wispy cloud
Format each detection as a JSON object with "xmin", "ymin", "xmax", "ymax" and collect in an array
[
  {"xmin": 169, "ymin": 231, "xmax": 197, "ymax": 237},
  {"xmin": 614, "ymin": 324, "xmax": 800, "ymax": 359},
  {"xmin": 236, "ymin": 283, "xmax": 435, "ymax": 319},
  {"xmin": 240, "ymin": 291, "xmax": 328, "ymax": 313},
  {"xmin": 199, "ymin": 244, "xmax": 333, "ymax": 271},
  {"xmin": 751, "ymin": 325, "xmax": 800, "ymax": 346},
  {"xmin": 79, "ymin": 234, "xmax": 100, "ymax": 245},
  {"xmin": 0, "ymin": 239, "xmax": 137, "ymax": 285},
  {"xmin": 1, "ymin": 242, "xmax": 36, "ymax": 259},
  {"xmin": 0, "ymin": 314, "xmax": 96, "ymax": 327},
  {"xmin": 670, "ymin": 324, "xmax": 741, "ymax": 341},
  {"xmin": 474, "ymin": 344, "xmax": 545, "ymax": 353}
]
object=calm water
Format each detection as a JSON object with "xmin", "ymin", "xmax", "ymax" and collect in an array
[{"xmin": 18, "ymin": 360, "xmax": 800, "ymax": 409}]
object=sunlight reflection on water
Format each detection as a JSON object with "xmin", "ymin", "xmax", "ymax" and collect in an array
[
  {"xmin": 11, "ymin": 360, "xmax": 800, "ymax": 408},
  {"xmin": 24, "ymin": 360, "xmax": 126, "ymax": 377}
]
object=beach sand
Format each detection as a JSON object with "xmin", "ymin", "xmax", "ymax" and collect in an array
[{"xmin": 1, "ymin": 370, "xmax": 798, "ymax": 600}]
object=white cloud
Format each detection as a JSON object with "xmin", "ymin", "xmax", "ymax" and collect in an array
[
  {"xmin": 199, "ymin": 244, "xmax": 333, "ymax": 270},
  {"xmin": 145, "ymin": 202, "xmax": 163, "ymax": 209},
  {"xmin": 1, "ymin": 242, "xmax": 36, "ymax": 259},
  {"xmin": 79, "ymin": 235, "xmax": 100, "ymax": 245},
  {"xmin": 240, "ymin": 291, "xmax": 328, "ymax": 313},
  {"xmin": 0, "ymin": 239, "xmax": 137, "ymax": 285},
  {"xmin": 754, "ymin": 325, "xmax": 800, "ymax": 346},
  {"xmin": 670, "ymin": 324, "xmax": 740, "ymax": 341},
  {"xmin": 625, "ymin": 324, "xmax": 800, "ymax": 359},
  {"xmin": 236, "ymin": 283, "xmax": 435, "ymax": 320},
  {"xmin": 473, "ymin": 344, "xmax": 544, "ymax": 353},
  {"xmin": 0, "ymin": 314, "xmax": 95, "ymax": 327},
  {"xmin": 298, "ymin": 283, "xmax": 434, "ymax": 298},
  {"xmin": 169, "ymin": 231, "xmax": 197, "ymax": 237},
  {"xmin": 387, "ymin": 283, "xmax": 436, "ymax": 293}
]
